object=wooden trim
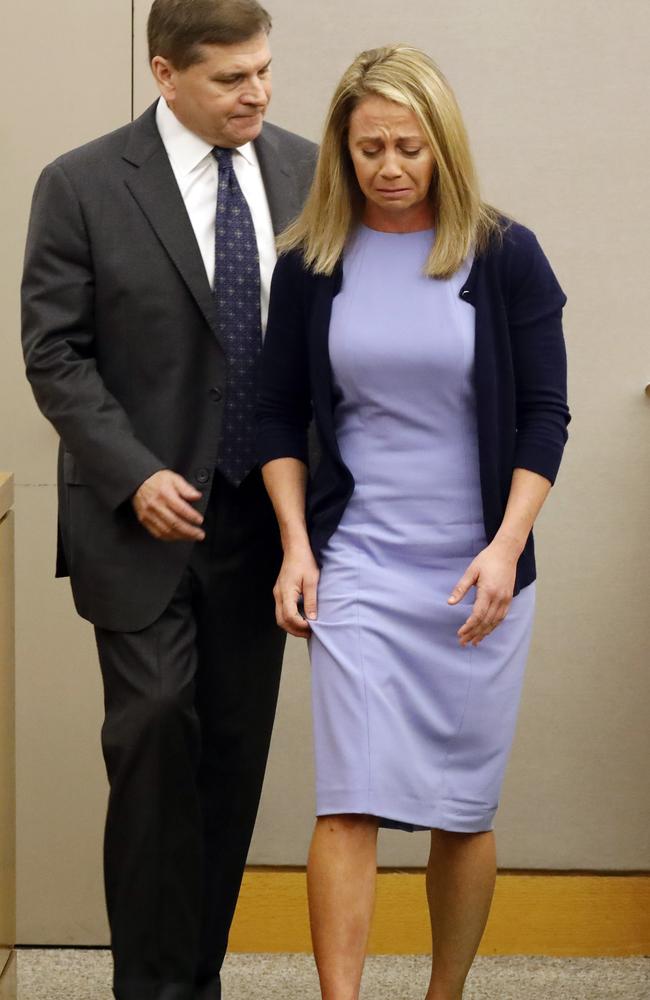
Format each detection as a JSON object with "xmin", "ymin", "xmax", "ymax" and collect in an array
[
  {"xmin": 0, "ymin": 502, "xmax": 15, "ymax": 962},
  {"xmin": 0, "ymin": 950, "xmax": 15, "ymax": 1000},
  {"xmin": 229, "ymin": 869, "xmax": 650, "ymax": 956},
  {"xmin": 0, "ymin": 475, "xmax": 13, "ymax": 522}
]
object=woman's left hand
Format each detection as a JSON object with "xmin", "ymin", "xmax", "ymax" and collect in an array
[{"xmin": 448, "ymin": 538, "xmax": 519, "ymax": 646}]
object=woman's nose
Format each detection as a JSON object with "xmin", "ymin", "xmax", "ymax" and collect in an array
[{"xmin": 380, "ymin": 153, "xmax": 402, "ymax": 178}]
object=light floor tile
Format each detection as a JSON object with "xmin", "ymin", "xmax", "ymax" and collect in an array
[{"xmin": 17, "ymin": 949, "xmax": 650, "ymax": 1000}]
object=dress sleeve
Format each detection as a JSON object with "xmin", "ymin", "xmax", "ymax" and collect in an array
[
  {"xmin": 507, "ymin": 227, "xmax": 571, "ymax": 484},
  {"xmin": 256, "ymin": 250, "xmax": 313, "ymax": 467}
]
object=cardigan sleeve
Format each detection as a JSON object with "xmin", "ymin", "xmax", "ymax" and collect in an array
[
  {"xmin": 507, "ymin": 226, "xmax": 571, "ymax": 485},
  {"xmin": 256, "ymin": 250, "xmax": 313, "ymax": 467}
]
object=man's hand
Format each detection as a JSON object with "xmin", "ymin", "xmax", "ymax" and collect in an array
[{"xmin": 132, "ymin": 470, "xmax": 206, "ymax": 542}]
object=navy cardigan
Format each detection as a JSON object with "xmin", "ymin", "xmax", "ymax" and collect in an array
[{"xmin": 257, "ymin": 221, "xmax": 570, "ymax": 595}]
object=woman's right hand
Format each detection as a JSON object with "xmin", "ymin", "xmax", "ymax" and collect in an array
[{"xmin": 273, "ymin": 543, "xmax": 320, "ymax": 638}]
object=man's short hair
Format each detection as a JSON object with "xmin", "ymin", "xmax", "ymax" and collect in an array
[{"xmin": 148, "ymin": 0, "xmax": 272, "ymax": 69}]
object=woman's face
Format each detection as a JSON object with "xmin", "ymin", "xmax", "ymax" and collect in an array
[{"xmin": 347, "ymin": 94, "xmax": 435, "ymax": 230}]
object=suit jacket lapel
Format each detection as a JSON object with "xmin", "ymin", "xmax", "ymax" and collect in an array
[
  {"xmin": 121, "ymin": 104, "xmax": 220, "ymax": 343},
  {"xmin": 254, "ymin": 126, "xmax": 301, "ymax": 235}
]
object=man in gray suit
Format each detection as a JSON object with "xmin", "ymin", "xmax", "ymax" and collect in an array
[{"xmin": 21, "ymin": 2, "xmax": 316, "ymax": 997}]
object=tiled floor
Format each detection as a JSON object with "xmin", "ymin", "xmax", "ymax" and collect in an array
[{"xmin": 16, "ymin": 950, "xmax": 650, "ymax": 999}]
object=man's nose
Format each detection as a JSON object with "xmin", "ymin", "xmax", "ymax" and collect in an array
[{"xmin": 241, "ymin": 76, "xmax": 268, "ymax": 105}]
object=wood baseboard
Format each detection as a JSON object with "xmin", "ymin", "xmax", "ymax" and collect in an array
[
  {"xmin": 0, "ymin": 951, "xmax": 16, "ymax": 1000},
  {"xmin": 229, "ymin": 869, "xmax": 650, "ymax": 956}
]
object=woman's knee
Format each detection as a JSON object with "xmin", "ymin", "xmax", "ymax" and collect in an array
[{"xmin": 315, "ymin": 813, "xmax": 380, "ymax": 839}]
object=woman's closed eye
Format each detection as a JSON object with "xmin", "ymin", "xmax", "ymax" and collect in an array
[{"xmin": 361, "ymin": 147, "xmax": 423, "ymax": 158}]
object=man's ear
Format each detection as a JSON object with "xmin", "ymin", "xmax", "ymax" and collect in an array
[{"xmin": 151, "ymin": 56, "xmax": 176, "ymax": 100}]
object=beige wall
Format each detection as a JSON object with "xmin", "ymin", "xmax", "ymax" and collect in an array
[
  {"xmin": 1, "ymin": 0, "xmax": 648, "ymax": 945},
  {"xmin": 2, "ymin": 0, "xmax": 131, "ymax": 947}
]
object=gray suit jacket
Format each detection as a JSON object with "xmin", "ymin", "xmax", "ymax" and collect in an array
[{"xmin": 22, "ymin": 102, "xmax": 317, "ymax": 632}]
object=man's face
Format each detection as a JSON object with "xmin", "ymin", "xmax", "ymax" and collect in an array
[{"xmin": 152, "ymin": 32, "xmax": 272, "ymax": 147}]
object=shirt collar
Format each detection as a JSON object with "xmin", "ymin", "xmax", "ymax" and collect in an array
[{"xmin": 156, "ymin": 97, "xmax": 256, "ymax": 175}]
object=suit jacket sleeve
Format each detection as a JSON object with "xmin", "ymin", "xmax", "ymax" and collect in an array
[
  {"xmin": 21, "ymin": 161, "xmax": 165, "ymax": 510},
  {"xmin": 507, "ymin": 227, "xmax": 570, "ymax": 484},
  {"xmin": 256, "ymin": 251, "xmax": 312, "ymax": 467}
]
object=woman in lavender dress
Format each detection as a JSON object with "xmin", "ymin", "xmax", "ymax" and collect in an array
[{"xmin": 257, "ymin": 46, "xmax": 569, "ymax": 1000}]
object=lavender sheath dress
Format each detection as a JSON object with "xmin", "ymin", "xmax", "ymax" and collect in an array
[{"xmin": 308, "ymin": 225, "xmax": 536, "ymax": 833}]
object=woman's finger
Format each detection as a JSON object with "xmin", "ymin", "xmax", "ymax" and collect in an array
[
  {"xmin": 458, "ymin": 592, "xmax": 491, "ymax": 637},
  {"xmin": 280, "ymin": 588, "xmax": 311, "ymax": 637},
  {"xmin": 499, "ymin": 595, "xmax": 513, "ymax": 621},
  {"xmin": 302, "ymin": 574, "xmax": 319, "ymax": 621},
  {"xmin": 481, "ymin": 596, "xmax": 503, "ymax": 630},
  {"xmin": 283, "ymin": 616, "xmax": 311, "ymax": 638},
  {"xmin": 448, "ymin": 562, "xmax": 479, "ymax": 605},
  {"xmin": 458, "ymin": 597, "xmax": 499, "ymax": 645},
  {"xmin": 467, "ymin": 599, "xmax": 511, "ymax": 645},
  {"xmin": 482, "ymin": 594, "xmax": 511, "ymax": 632},
  {"xmin": 456, "ymin": 568, "xmax": 515, "ymax": 645}
]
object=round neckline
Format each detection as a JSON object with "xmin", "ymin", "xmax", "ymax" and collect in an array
[{"xmin": 359, "ymin": 223, "xmax": 435, "ymax": 236}]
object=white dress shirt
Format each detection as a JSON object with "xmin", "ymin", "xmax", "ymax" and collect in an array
[{"xmin": 155, "ymin": 97, "xmax": 277, "ymax": 332}]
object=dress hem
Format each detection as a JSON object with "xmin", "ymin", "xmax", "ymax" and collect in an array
[{"xmin": 315, "ymin": 794, "xmax": 497, "ymax": 834}]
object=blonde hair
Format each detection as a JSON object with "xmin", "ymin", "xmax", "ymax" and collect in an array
[{"xmin": 279, "ymin": 44, "xmax": 503, "ymax": 278}]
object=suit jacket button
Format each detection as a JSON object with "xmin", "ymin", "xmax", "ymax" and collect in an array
[
  {"xmin": 196, "ymin": 468, "xmax": 210, "ymax": 485},
  {"xmin": 209, "ymin": 387, "xmax": 223, "ymax": 402}
]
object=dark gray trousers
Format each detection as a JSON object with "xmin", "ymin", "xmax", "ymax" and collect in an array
[{"xmin": 94, "ymin": 470, "xmax": 285, "ymax": 1000}]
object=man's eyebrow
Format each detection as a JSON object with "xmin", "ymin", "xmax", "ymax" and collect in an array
[{"xmin": 212, "ymin": 58, "xmax": 272, "ymax": 79}]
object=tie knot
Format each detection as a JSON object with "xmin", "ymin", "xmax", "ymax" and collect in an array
[{"xmin": 212, "ymin": 146, "xmax": 233, "ymax": 168}]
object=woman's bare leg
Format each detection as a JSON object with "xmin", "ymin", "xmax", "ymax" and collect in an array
[
  {"xmin": 425, "ymin": 828, "xmax": 497, "ymax": 1000},
  {"xmin": 307, "ymin": 814, "xmax": 379, "ymax": 1000}
]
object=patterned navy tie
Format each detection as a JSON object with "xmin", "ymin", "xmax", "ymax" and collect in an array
[{"xmin": 212, "ymin": 146, "xmax": 262, "ymax": 486}]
